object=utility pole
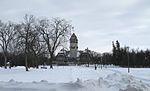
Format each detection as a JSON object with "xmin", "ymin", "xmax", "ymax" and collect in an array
[
  {"xmin": 127, "ymin": 47, "xmax": 130, "ymax": 73},
  {"xmin": 101, "ymin": 55, "xmax": 103, "ymax": 69}
]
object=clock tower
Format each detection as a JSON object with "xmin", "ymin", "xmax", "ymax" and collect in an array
[{"xmin": 70, "ymin": 33, "xmax": 78, "ymax": 58}]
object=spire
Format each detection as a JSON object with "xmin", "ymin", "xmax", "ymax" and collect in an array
[{"xmin": 70, "ymin": 33, "xmax": 78, "ymax": 43}]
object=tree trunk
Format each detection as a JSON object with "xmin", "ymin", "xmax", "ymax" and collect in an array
[
  {"xmin": 50, "ymin": 55, "xmax": 53, "ymax": 69},
  {"xmin": 25, "ymin": 54, "xmax": 29, "ymax": 71},
  {"xmin": 50, "ymin": 59, "xmax": 53, "ymax": 69},
  {"xmin": 35, "ymin": 56, "xmax": 39, "ymax": 69},
  {"xmin": 4, "ymin": 55, "xmax": 7, "ymax": 69}
]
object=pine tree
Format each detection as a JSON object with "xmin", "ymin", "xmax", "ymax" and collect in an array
[{"xmin": 112, "ymin": 41, "xmax": 117, "ymax": 65}]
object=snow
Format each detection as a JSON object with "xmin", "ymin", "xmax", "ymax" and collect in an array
[
  {"xmin": 107, "ymin": 68, "xmax": 150, "ymax": 84},
  {"xmin": 0, "ymin": 66, "xmax": 150, "ymax": 91},
  {"xmin": 0, "ymin": 66, "xmax": 113, "ymax": 83}
]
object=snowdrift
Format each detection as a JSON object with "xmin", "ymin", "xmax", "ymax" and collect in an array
[{"xmin": 0, "ymin": 66, "xmax": 150, "ymax": 91}]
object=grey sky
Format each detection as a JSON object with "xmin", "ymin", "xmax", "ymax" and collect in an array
[{"xmin": 0, "ymin": 0, "xmax": 150, "ymax": 53}]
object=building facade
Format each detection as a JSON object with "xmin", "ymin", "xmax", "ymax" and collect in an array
[
  {"xmin": 55, "ymin": 33, "xmax": 91, "ymax": 65},
  {"xmin": 70, "ymin": 33, "xmax": 78, "ymax": 58}
]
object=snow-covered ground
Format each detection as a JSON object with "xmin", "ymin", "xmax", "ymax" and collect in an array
[{"xmin": 0, "ymin": 66, "xmax": 150, "ymax": 91}]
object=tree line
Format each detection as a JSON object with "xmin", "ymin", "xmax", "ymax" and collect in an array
[
  {"xmin": 0, "ymin": 15, "xmax": 149, "ymax": 70},
  {"xmin": 0, "ymin": 14, "xmax": 73, "ymax": 71},
  {"xmin": 76, "ymin": 41, "xmax": 150, "ymax": 68},
  {"xmin": 100, "ymin": 40, "xmax": 150, "ymax": 68}
]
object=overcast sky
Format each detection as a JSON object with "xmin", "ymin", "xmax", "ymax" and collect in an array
[{"xmin": 0, "ymin": 0, "xmax": 150, "ymax": 53}]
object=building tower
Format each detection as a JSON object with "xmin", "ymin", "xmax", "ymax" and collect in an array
[{"xmin": 70, "ymin": 33, "xmax": 78, "ymax": 58}]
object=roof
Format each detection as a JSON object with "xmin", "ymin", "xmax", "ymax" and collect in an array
[
  {"xmin": 70, "ymin": 33, "xmax": 78, "ymax": 43},
  {"xmin": 70, "ymin": 33, "xmax": 78, "ymax": 40}
]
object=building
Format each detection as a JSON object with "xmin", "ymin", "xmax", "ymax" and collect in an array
[
  {"xmin": 55, "ymin": 33, "xmax": 91, "ymax": 65},
  {"xmin": 69, "ymin": 33, "xmax": 78, "ymax": 58}
]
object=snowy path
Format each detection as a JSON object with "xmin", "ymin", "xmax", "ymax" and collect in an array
[
  {"xmin": 0, "ymin": 66, "xmax": 150, "ymax": 91},
  {"xmin": 107, "ymin": 68, "xmax": 150, "ymax": 84}
]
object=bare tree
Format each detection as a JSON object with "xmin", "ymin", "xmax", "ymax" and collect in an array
[
  {"xmin": 28, "ymin": 30, "xmax": 46, "ymax": 68},
  {"xmin": 38, "ymin": 18, "xmax": 73, "ymax": 68},
  {"xmin": 0, "ymin": 21, "xmax": 16, "ymax": 69},
  {"xmin": 16, "ymin": 14, "xmax": 36, "ymax": 71}
]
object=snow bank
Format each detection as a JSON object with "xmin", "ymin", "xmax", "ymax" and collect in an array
[
  {"xmin": 0, "ymin": 66, "xmax": 150, "ymax": 91},
  {"xmin": 0, "ymin": 73, "xmax": 149, "ymax": 91}
]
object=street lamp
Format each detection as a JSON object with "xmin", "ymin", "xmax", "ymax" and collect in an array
[{"xmin": 127, "ymin": 47, "xmax": 130, "ymax": 73}]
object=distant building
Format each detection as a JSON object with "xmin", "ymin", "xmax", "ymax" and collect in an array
[
  {"xmin": 55, "ymin": 49, "xmax": 68, "ymax": 65},
  {"xmin": 55, "ymin": 33, "xmax": 91, "ymax": 65},
  {"xmin": 69, "ymin": 33, "xmax": 78, "ymax": 58},
  {"xmin": 79, "ymin": 52, "xmax": 91, "ymax": 64}
]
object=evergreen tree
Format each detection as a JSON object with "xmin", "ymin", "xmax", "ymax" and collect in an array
[{"xmin": 112, "ymin": 41, "xmax": 117, "ymax": 65}]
